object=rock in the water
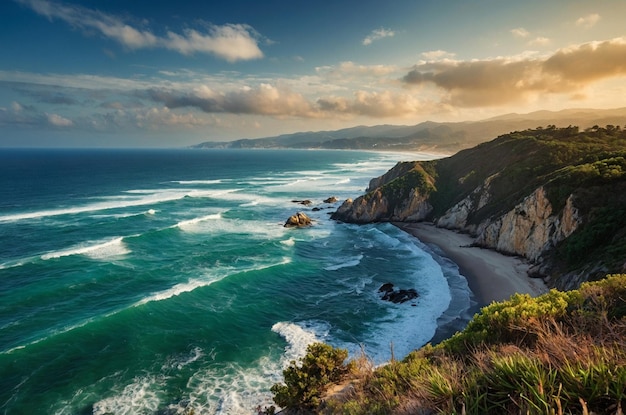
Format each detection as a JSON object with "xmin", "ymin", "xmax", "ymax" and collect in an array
[
  {"xmin": 292, "ymin": 200, "xmax": 312, "ymax": 206},
  {"xmin": 378, "ymin": 283, "xmax": 418, "ymax": 304},
  {"xmin": 284, "ymin": 212, "xmax": 312, "ymax": 228},
  {"xmin": 378, "ymin": 282, "xmax": 395, "ymax": 294},
  {"xmin": 324, "ymin": 196, "xmax": 338, "ymax": 204}
]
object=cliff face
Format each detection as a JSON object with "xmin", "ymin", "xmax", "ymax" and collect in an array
[
  {"xmin": 332, "ymin": 162, "xmax": 434, "ymax": 223},
  {"xmin": 332, "ymin": 126, "xmax": 626, "ymax": 289},
  {"xmin": 439, "ymin": 186, "xmax": 581, "ymax": 262}
]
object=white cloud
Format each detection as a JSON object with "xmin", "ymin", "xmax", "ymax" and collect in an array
[
  {"xmin": 511, "ymin": 27, "xmax": 530, "ymax": 38},
  {"xmin": 576, "ymin": 13, "xmax": 601, "ymax": 29},
  {"xmin": 317, "ymin": 90, "xmax": 423, "ymax": 117},
  {"xmin": 362, "ymin": 28, "xmax": 395, "ymax": 46},
  {"xmin": 16, "ymin": 0, "xmax": 263, "ymax": 62},
  {"xmin": 421, "ymin": 50, "xmax": 456, "ymax": 61},
  {"xmin": 11, "ymin": 101, "xmax": 24, "ymax": 112},
  {"xmin": 316, "ymin": 61, "xmax": 398, "ymax": 79},
  {"xmin": 46, "ymin": 112, "xmax": 73, "ymax": 127},
  {"xmin": 402, "ymin": 37, "xmax": 626, "ymax": 107},
  {"xmin": 529, "ymin": 36, "xmax": 550, "ymax": 46},
  {"xmin": 163, "ymin": 25, "xmax": 263, "ymax": 62}
]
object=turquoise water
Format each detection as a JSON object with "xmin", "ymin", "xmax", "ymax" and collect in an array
[{"xmin": 0, "ymin": 149, "xmax": 471, "ymax": 414}]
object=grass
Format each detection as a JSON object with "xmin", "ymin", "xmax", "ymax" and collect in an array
[{"xmin": 269, "ymin": 274, "xmax": 626, "ymax": 414}]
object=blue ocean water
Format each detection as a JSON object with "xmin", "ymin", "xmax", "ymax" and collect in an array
[{"xmin": 0, "ymin": 148, "xmax": 471, "ymax": 414}]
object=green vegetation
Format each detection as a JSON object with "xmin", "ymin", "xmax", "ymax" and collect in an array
[
  {"xmin": 364, "ymin": 125, "xmax": 626, "ymax": 280},
  {"xmin": 270, "ymin": 343, "xmax": 356, "ymax": 411},
  {"xmin": 313, "ymin": 126, "xmax": 626, "ymax": 413},
  {"xmin": 270, "ymin": 274, "xmax": 626, "ymax": 414},
  {"xmin": 376, "ymin": 165, "xmax": 436, "ymax": 208}
]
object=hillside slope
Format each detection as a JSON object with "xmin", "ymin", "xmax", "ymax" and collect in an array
[
  {"xmin": 332, "ymin": 125, "xmax": 626, "ymax": 289},
  {"xmin": 192, "ymin": 108, "xmax": 626, "ymax": 153}
]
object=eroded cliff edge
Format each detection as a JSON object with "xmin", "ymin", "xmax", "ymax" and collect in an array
[{"xmin": 332, "ymin": 126, "xmax": 626, "ymax": 290}]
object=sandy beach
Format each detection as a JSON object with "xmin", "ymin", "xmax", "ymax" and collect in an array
[{"xmin": 395, "ymin": 222, "xmax": 548, "ymax": 307}]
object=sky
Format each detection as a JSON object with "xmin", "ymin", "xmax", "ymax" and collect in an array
[{"xmin": 1, "ymin": 0, "xmax": 626, "ymax": 148}]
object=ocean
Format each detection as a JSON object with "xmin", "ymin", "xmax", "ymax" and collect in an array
[{"xmin": 0, "ymin": 148, "xmax": 472, "ymax": 414}]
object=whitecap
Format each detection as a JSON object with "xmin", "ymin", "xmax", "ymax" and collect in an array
[
  {"xmin": 171, "ymin": 179, "xmax": 223, "ymax": 185},
  {"xmin": 174, "ymin": 213, "xmax": 223, "ymax": 231},
  {"xmin": 324, "ymin": 254, "xmax": 364, "ymax": 271},
  {"xmin": 40, "ymin": 237, "xmax": 130, "ymax": 261},
  {"xmin": 92, "ymin": 375, "xmax": 160, "ymax": 415},
  {"xmin": 280, "ymin": 237, "xmax": 295, "ymax": 247},
  {"xmin": 0, "ymin": 189, "xmax": 237, "ymax": 223},
  {"xmin": 271, "ymin": 320, "xmax": 330, "ymax": 366},
  {"xmin": 134, "ymin": 257, "xmax": 291, "ymax": 306}
]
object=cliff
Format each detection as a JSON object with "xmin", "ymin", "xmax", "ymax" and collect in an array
[{"xmin": 332, "ymin": 126, "xmax": 626, "ymax": 289}]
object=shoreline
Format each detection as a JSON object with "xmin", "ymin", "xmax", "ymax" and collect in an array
[{"xmin": 393, "ymin": 222, "xmax": 549, "ymax": 343}]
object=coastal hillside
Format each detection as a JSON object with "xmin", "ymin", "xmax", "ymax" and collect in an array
[
  {"xmin": 192, "ymin": 108, "xmax": 626, "ymax": 153},
  {"xmin": 269, "ymin": 274, "xmax": 626, "ymax": 415},
  {"xmin": 332, "ymin": 125, "xmax": 626, "ymax": 290}
]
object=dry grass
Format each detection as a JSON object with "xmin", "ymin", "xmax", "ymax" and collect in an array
[{"xmin": 313, "ymin": 274, "xmax": 626, "ymax": 415}]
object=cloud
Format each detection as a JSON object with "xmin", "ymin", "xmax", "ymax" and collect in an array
[
  {"xmin": 316, "ymin": 61, "xmax": 398, "ymax": 79},
  {"xmin": 402, "ymin": 37, "xmax": 626, "ymax": 107},
  {"xmin": 511, "ymin": 27, "xmax": 530, "ymax": 38},
  {"xmin": 316, "ymin": 90, "xmax": 423, "ymax": 117},
  {"xmin": 511, "ymin": 28, "xmax": 549, "ymax": 47},
  {"xmin": 163, "ymin": 25, "xmax": 263, "ymax": 62},
  {"xmin": 143, "ymin": 84, "xmax": 317, "ymax": 118},
  {"xmin": 421, "ymin": 50, "xmax": 456, "ymax": 61},
  {"xmin": 529, "ymin": 36, "xmax": 550, "ymax": 46},
  {"xmin": 543, "ymin": 38, "xmax": 626, "ymax": 84},
  {"xmin": 576, "ymin": 13, "xmax": 600, "ymax": 29},
  {"xmin": 362, "ymin": 28, "xmax": 395, "ymax": 46},
  {"xmin": 46, "ymin": 112, "xmax": 73, "ymax": 127},
  {"xmin": 16, "ymin": 0, "xmax": 263, "ymax": 62}
]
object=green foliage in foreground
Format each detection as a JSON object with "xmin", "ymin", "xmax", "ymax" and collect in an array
[
  {"xmin": 271, "ymin": 274, "xmax": 626, "ymax": 414},
  {"xmin": 270, "ymin": 343, "xmax": 356, "ymax": 411}
]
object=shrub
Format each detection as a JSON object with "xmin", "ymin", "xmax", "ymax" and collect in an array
[{"xmin": 270, "ymin": 342, "xmax": 355, "ymax": 410}]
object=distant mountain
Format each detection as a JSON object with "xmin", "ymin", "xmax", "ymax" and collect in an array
[{"xmin": 192, "ymin": 107, "xmax": 626, "ymax": 153}]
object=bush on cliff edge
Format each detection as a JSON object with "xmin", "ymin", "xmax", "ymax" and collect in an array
[{"xmin": 270, "ymin": 274, "xmax": 626, "ymax": 414}]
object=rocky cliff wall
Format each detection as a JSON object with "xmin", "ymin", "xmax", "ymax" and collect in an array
[{"xmin": 333, "ymin": 166, "xmax": 584, "ymax": 287}]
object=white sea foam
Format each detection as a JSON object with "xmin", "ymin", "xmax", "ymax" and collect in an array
[
  {"xmin": 174, "ymin": 213, "xmax": 223, "ymax": 231},
  {"xmin": 356, "ymin": 226, "xmax": 452, "ymax": 364},
  {"xmin": 135, "ymin": 257, "xmax": 292, "ymax": 306},
  {"xmin": 280, "ymin": 237, "xmax": 295, "ymax": 246},
  {"xmin": 92, "ymin": 375, "xmax": 161, "ymax": 415},
  {"xmin": 324, "ymin": 254, "xmax": 364, "ymax": 271},
  {"xmin": 183, "ymin": 358, "xmax": 276, "ymax": 415},
  {"xmin": 272, "ymin": 321, "xmax": 330, "ymax": 365},
  {"xmin": 0, "ymin": 189, "xmax": 236, "ymax": 223},
  {"xmin": 40, "ymin": 237, "xmax": 130, "ymax": 260},
  {"xmin": 172, "ymin": 180, "xmax": 223, "ymax": 185},
  {"xmin": 178, "ymin": 321, "xmax": 330, "ymax": 414}
]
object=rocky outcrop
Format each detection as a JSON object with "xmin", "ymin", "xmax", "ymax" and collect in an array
[
  {"xmin": 472, "ymin": 188, "xmax": 580, "ymax": 261},
  {"xmin": 332, "ymin": 161, "xmax": 434, "ymax": 223},
  {"xmin": 332, "ymin": 189, "xmax": 433, "ymax": 223},
  {"xmin": 284, "ymin": 212, "xmax": 312, "ymax": 227},
  {"xmin": 378, "ymin": 283, "xmax": 418, "ymax": 304}
]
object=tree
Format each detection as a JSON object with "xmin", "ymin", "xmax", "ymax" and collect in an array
[{"xmin": 271, "ymin": 343, "xmax": 355, "ymax": 410}]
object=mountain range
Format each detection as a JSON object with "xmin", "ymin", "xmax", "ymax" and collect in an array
[{"xmin": 193, "ymin": 107, "xmax": 626, "ymax": 152}]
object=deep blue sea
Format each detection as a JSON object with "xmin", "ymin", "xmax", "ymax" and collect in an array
[{"xmin": 0, "ymin": 148, "xmax": 471, "ymax": 414}]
